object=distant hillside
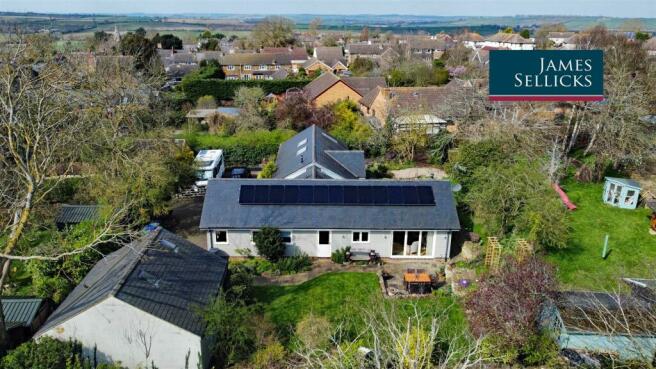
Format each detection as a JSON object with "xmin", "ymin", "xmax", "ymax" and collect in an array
[{"xmin": 1, "ymin": 12, "xmax": 654, "ymax": 35}]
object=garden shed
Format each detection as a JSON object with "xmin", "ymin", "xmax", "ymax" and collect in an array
[
  {"xmin": 603, "ymin": 177, "xmax": 641, "ymax": 209},
  {"xmin": 540, "ymin": 291, "xmax": 656, "ymax": 360}
]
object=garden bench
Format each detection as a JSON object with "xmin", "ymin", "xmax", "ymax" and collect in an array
[{"xmin": 346, "ymin": 249, "xmax": 380, "ymax": 264}]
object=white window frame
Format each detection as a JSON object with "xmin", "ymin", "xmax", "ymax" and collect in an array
[
  {"xmin": 352, "ymin": 231, "xmax": 370, "ymax": 243},
  {"xmin": 318, "ymin": 230, "xmax": 331, "ymax": 246},
  {"xmin": 260, "ymin": 64, "xmax": 267, "ymax": 71},
  {"xmin": 214, "ymin": 230, "xmax": 228, "ymax": 244},
  {"xmin": 244, "ymin": 64, "xmax": 252, "ymax": 70},
  {"xmin": 390, "ymin": 230, "xmax": 434, "ymax": 258},
  {"xmin": 227, "ymin": 65, "xmax": 235, "ymax": 70},
  {"xmin": 251, "ymin": 230, "xmax": 293, "ymax": 245}
]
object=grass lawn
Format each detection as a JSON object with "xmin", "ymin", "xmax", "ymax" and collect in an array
[
  {"xmin": 253, "ymin": 272, "xmax": 466, "ymax": 340},
  {"xmin": 546, "ymin": 181, "xmax": 656, "ymax": 290}
]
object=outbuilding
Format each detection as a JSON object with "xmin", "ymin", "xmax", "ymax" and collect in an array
[
  {"xmin": 35, "ymin": 227, "xmax": 228, "ymax": 369},
  {"xmin": 603, "ymin": 177, "xmax": 641, "ymax": 209}
]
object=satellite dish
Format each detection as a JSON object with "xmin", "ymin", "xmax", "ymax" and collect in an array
[{"xmin": 451, "ymin": 183, "xmax": 462, "ymax": 193}]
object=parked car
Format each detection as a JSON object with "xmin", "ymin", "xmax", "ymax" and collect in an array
[{"xmin": 230, "ymin": 167, "xmax": 251, "ymax": 179}]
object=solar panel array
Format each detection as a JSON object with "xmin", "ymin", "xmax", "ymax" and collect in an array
[{"xmin": 239, "ymin": 184, "xmax": 435, "ymax": 206}]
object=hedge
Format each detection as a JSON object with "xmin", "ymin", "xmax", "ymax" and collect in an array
[
  {"xmin": 182, "ymin": 129, "xmax": 295, "ymax": 166},
  {"xmin": 181, "ymin": 78, "xmax": 311, "ymax": 101}
]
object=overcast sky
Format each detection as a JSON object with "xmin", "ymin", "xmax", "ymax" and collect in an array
[{"xmin": 2, "ymin": 0, "xmax": 655, "ymax": 18}]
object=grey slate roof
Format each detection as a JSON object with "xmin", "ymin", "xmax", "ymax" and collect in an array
[
  {"xmin": 37, "ymin": 228, "xmax": 228, "ymax": 337},
  {"xmin": 274, "ymin": 125, "xmax": 365, "ymax": 179},
  {"xmin": 55, "ymin": 205, "xmax": 101, "ymax": 225},
  {"xmin": 199, "ymin": 179, "xmax": 460, "ymax": 231},
  {"xmin": 1, "ymin": 298, "xmax": 45, "ymax": 329}
]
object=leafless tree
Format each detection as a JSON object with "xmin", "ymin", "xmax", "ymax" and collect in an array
[
  {"xmin": 294, "ymin": 299, "xmax": 484, "ymax": 369},
  {"xmin": 0, "ymin": 34, "xmax": 161, "ymax": 349}
]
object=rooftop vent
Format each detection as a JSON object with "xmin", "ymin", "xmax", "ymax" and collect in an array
[
  {"xmin": 138, "ymin": 270, "xmax": 161, "ymax": 288},
  {"xmin": 160, "ymin": 239, "xmax": 179, "ymax": 253}
]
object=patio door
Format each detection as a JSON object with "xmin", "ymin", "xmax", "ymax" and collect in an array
[
  {"xmin": 391, "ymin": 231, "xmax": 432, "ymax": 257},
  {"xmin": 317, "ymin": 231, "xmax": 332, "ymax": 257}
]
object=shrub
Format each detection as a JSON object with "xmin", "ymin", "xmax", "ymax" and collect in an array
[
  {"xmin": 196, "ymin": 95, "xmax": 217, "ymax": 109},
  {"xmin": 365, "ymin": 162, "xmax": 390, "ymax": 179},
  {"xmin": 181, "ymin": 78, "xmax": 311, "ymax": 101},
  {"xmin": 295, "ymin": 313, "xmax": 332, "ymax": 349},
  {"xmin": 274, "ymin": 254, "xmax": 312, "ymax": 274},
  {"xmin": 331, "ymin": 246, "xmax": 351, "ymax": 264},
  {"xmin": 251, "ymin": 341, "xmax": 286, "ymax": 369},
  {"xmin": 465, "ymin": 257, "xmax": 556, "ymax": 352},
  {"xmin": 329, "ymin": 100, "xmax": 373, "ymax": 149},
  {"xmin": 183, "ymin": 129, "xmax": 295, "ymax": 166},
  {"xmin": 253, "ymin": 227, "xmax": 286, "ymax": 262},
  {"xmin": 0, "ymin": 337, "xmax": 125, "ymax": 369},
  {"xmin": 258, "ymin": 156, "xmax": 277, "ymax": 178}
]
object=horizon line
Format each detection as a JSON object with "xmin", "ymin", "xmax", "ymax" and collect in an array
[{"xmin": 1, "ymin": 10, "xmax": 655, "ymax": 20}]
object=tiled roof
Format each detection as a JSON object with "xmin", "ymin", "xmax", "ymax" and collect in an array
[
  {"xmin": 360, "ymin": 86, "xmax": 452, "ymax": 114},
  {"xmin": 55, "ymin": 205, "xmax": 101, "ymax": 225},
  {"xmin": 346, "ymin": 44, "xmax": 385, "ymax": 55},
  {"xmin": 458, "ymin": 32, "xmax": 484, "ymax": 42},
  {"xmin": 486, "ymin": 32, "xmax": 533, "ymax": 44},
  {"xmin": 303, "ymin": 73, "xmax": 342, "ymax": 101},
  {"xmin": 274, "ymin": 125, "xmax": 366, "ymax": 179},
  {"xmin": 547, "ymin": 32, "xmax": 576, "ymax": 39},
  {"xmin": 342, "ymin": 77, "xmax": 387, "ymax": 97},
  {"xmin": 314, "ymin": 47, "xmax": 346, "ymax": 66},
  {"xmin": 1, "ymin": 298, "xmax": 45, "ymax": 328},
  {"xmin": 407, "ymin": 38, "xmax": 448, "ymax": 50},
  {"xmin": 37, "ymin": 228, "xmax": 228, "ymax": 337},
  {"xmin": 200, "ymin": 179, "xmax": 461, "ymax": 231}
]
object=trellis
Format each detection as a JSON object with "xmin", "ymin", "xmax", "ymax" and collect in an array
[
  {"xmin": 484, "ymin": 237, "xmax": 502, "ymax": 272},
  {"xmin": 516, "ymin": 239, "xmax": 534, "ymax": 261}
]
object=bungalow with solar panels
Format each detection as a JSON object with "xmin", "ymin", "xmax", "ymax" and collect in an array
[
  {"xmin": 274, "ymin": 125, "xmax": 366, "ymax": 179},
  {"xmin": 199, "ymin": 179, "xmax": 460, "ymax": 259},
  {"xmin": 35, "ymin": 227, "xmax": 228, "ymax": 369}
]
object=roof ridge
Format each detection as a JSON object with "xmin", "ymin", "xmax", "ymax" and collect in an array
[
  {"xmin": 311, "ymin": 125, "xmax": 318, "ymax": 164},
  {"xmin": 109, "ymin": 227, "xmax": 160, "ymax": 297}
]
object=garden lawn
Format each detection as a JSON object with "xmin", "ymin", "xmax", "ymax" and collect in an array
[
  {"xmin": 253, "ymin": 272, "xmax": 466, "ymax": 340},
  {"xmin": 546, "ymin": 181, "xmax": 656, "ymax": 290}
]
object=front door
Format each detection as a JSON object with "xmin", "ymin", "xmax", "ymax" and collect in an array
[{"xmin": 317, "ymin": 231, "xmax": 332, "ymax": 257}]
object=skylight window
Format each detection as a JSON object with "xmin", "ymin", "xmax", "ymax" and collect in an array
[
  {"xmin": 296, "ymin": 146, "xmax": 306, "ymax": 156},
  {"xmin": 138, "ymin": 270, "xmax": 161, "ymax": 288},
  {"xmin": 297, "ymin": 138, "xmax": 307, "ymax": 147}
]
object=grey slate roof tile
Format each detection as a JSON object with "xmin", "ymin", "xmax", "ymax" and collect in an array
[
  {"xmin": 38, "ymin": 228, "xmax": 228, "ymax": 337},
  {"xmin": 273, "ymin": 125, "xmax": 365, "ymax": 179},
  {"xmin": 199, "ymin": 179, "xmax": 460, "ymax": 231}
]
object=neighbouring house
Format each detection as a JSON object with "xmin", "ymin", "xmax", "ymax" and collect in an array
[
  {"xmin": 36, "ymin": 227, "xmax": 229, "ymax": 369},
  {"xmin": 273, "ymin": 125, "xmax": 365, "ymax": 179},
  {"xmin": 457, "ymin": 32, "xmax": 485, "ymax": 49},
  {"xmin": 405, "ymin": 38, "xmax": 450, "ymax": 61},
  {"xmin": 186, "ymin": 107, "xmax": 242, "ymax": 124},
  {"xmin": 481, "ymin": 32, "xmax": 535, "ymax": 50},
  {"xmin": 540, "ymin": 291, "xmax": 656, "ymax": 360},
  {"xmin": 303, "ymin": 72, "xmax": 387, "ymax": 107},
  {"xmin": 309, "ymin": 47, "xmax": 348, "ymax": 74},
  {"xmin": 359, "ymin": 86, "xmax": 454, "ymax": 133},
  {"xmin": 603, "ymin": 177, "xmax": 641, "ymax": 210},
  {"xmin": 199, "ymin": 179, "xmax": 460, "ymax": 259},
  {"xmin": 220, "ymin": 49, "xmax": 308, "ymax": 80},
  {"xmin": 260, "ymin": 47, "xmax": 309, "ymax": 73},
  {"xmin": 1, "ymin": 297, "xmax": 51, "ymax": 349},
  {"xmin": 55, "ymin": 204, "xmax": 101, "ymax": 230},
  {"xmin": 547, "ymin": 32, "xmax": 577, "ymax": 47},
  {"xmin": 345, "ymin": 43, "xmax": 393, "ymax": 65}
]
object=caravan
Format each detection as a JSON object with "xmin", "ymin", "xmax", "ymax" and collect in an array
[{"xmin": 194, "ymin": 150, "xmax": 225, "ymax": 188}]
